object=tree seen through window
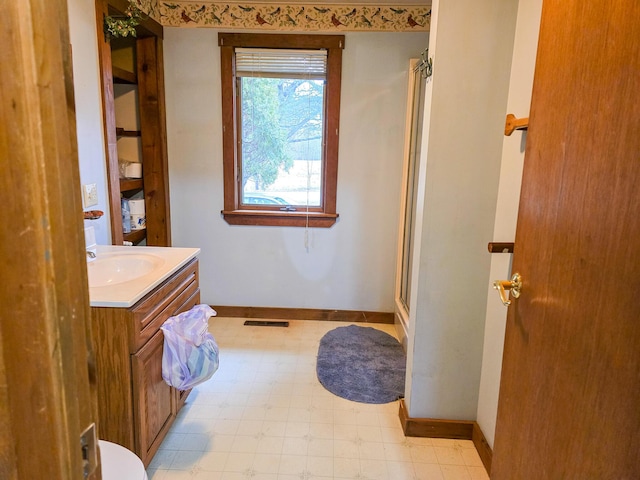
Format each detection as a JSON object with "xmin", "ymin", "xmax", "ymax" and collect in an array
[{"xmin": 240, "ymin": 76, "xmax": 324, "ymax": 207}]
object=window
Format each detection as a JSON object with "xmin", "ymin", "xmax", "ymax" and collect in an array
[{"xmin": 219, "ymin": 33, "xmax": 345, "ymax": 227}]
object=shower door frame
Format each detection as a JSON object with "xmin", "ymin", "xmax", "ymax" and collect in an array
[{"xmin": 394, "ymin": 58, "xmax": 427, "ymax": 342}]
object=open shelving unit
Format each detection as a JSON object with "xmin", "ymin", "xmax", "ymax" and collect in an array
[
  {"xmin": 96, "ymin": 0, "xmax": 171, "ymax": 247},
  {"xmin": 112, "ymin": 39, "xmax": 146, "ymax": 245}
]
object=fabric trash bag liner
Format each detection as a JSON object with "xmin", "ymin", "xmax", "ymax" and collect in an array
[{"xmin": 160, "ymin": 304, "xmax": 219, "ymax": 391}]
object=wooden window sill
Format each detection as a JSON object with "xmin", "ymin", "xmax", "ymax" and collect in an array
[{"xmin": 221, "ymin": 210, "xmax": 338, "ymax": 227}]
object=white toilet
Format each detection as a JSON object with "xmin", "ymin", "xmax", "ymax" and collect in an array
[{"xmin": 98, "ymin": 440, "xmax": 148, "ymax": 480}]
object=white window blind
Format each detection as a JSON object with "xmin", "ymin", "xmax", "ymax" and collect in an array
[{"xmin": 235, "ymin": 48, "xmax": 327, "ymax": 79}]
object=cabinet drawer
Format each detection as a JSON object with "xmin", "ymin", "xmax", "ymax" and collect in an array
[
  {"xmin": 134, "ymin": 281, "xmax": 199, "ymax": 353},
  {"xmin": 175, "ymin": 287, "xmax": 201, "ymax": 322},
  {"xmin": 130, "ymin": 259, "xmax": 199, "ymax": 352}
]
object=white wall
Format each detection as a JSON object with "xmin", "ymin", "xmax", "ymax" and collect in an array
[
  {"xmin": 476, "ymin": 0, "xmax": 543, "ymax": 448},
  {"xmin": 65, "ymin": 0, "xmax": 541, "ymax": 432},
  {"xmin": 164, "ymin": 29, "xmax": 428, "ymax": 311},
  {"xmin": 67, "ymin": 0, "xmax": 110, "ymax": 245},
  {"xmin": 404, "ymin": 0, "xmax": 518, "ymax": 420}
]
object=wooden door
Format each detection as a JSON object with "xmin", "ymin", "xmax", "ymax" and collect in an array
[
  {"xmin": 492, "ymin": 1, "xmax": 640, "ymax": 478},
  {"xmin": 0, "ymin": 1, "xmax": 101, "ymax": 478},
  {"xmin": 131, "ymin": 330, "xmax": 175, "ymax": 466}
]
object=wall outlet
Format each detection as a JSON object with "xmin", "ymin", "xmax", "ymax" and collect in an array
[{"xmin": 82, "ymin": 183, "xmax": 98, "ymax": 208}]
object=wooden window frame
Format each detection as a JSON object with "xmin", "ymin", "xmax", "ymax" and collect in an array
[{"xmin": 219, "ymin": 33, "xmax": 344, "ymax": 227}]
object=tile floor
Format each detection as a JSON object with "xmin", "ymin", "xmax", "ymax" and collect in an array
[{"xmin": 147, "ymin": 317, "xmax": 489, "ymax": 480}]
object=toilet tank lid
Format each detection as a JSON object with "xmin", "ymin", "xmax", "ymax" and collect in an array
[{"xmin": 98, "ymin": 440, "xmax": 147, "ymax": 480}]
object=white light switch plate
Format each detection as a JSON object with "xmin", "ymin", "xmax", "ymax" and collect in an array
[{"xmin": 82, "ymin": 183, "xmax": 98, "ymax": 208}]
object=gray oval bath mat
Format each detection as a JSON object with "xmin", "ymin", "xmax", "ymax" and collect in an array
[{"xmin": 316, "ymin": 324, "xmax": 406, "ymax": 404}]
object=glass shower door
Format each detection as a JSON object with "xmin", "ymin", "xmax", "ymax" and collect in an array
[{"xmin": 398, "ymin": 61, "xmax": 426, "ymax": 317}]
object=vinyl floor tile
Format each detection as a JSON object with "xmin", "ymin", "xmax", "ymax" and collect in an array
[{"xmin": 146, "ymin": 318, "xmax": 490, "ymax": 480}]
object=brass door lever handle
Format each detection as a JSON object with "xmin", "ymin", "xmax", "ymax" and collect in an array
[{"xmin": 493, "ymin": 273, "xmax": 522, "ymax": 306}]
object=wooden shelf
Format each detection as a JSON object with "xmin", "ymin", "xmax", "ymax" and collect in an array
[
  {"xmin": 488, "ymin": 242, "xmax": 514, "ymax": 253},
  {"xmin": 120, "ymin": 178, "xmax": 143, "ymax": 192},
  {"xmin": 123, "ymin": 229, "xmax": 146, "ymax": 245},
  {"xmin": 112, "ymin": 65, "xmax": 137, "ymax": 84},
  {"xmin": 116, "ymin": 127, "xmax": 141, "ymax": 138}
]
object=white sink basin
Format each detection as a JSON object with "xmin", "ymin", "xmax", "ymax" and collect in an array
[
  {"xmin": 88, "ymin": 252, "xmax": 165, "ymax": 288},
  {"xmin": 88, "ymin": 245, "xmax": 200, "ymax": 308}
]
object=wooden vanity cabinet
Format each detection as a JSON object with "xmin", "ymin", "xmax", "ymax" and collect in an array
[{"xmin": 91, "ymin": 258, "xmax": 199, "ymax": 466}]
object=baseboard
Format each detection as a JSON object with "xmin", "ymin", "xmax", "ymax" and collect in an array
[
  {"xmin": 398, "ymin": 400, "xmax": 492, "ymax": 475},
  {"xmin": 398, "ymin": 399, "xmax": 474, "ymax": 439},
  {"xmin": 472, "ymin": 421, "xmax": 493, "ymax": 475},
  {"xmin": 212, "ymin": 305, "xmax": 394, "ymax": 324}
]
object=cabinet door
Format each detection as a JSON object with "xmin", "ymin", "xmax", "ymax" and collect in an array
[
  {"xmin": 176, "ymin": 387, "xmax": 191, "ymax": 409},
  {"xmin": 131, "ymin": 329, "xmax": 175, "ymax": 466}
]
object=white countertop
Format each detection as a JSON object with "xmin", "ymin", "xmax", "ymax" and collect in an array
[{"xmin": 88, "ymin": 245, "xmax": 200, "ymax": 308}]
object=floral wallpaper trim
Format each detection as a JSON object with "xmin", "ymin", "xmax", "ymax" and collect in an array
[
  {"xmin": 150, "ymin": 2, "xmax": 430, "ymax": 31},
  {"xmin": 136, "ymin": 0, "xmax": 162, "ymax": 21}
]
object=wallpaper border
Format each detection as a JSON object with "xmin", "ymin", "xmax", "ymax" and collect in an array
[{"xmin": 138, "ymin": 1, "xmax": 430, "ymax": 32}]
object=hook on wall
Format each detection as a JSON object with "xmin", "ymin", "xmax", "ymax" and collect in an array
[
  {"xmin": 504, "ymin": 114, "xmax": 529, "ymax": 136},
  {"xmin": 415, "ymin": 48, "xmax": 432, "ymax": 79}
]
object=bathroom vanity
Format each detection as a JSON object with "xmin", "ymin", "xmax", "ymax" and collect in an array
[{"xmin": 88, "ymin": 245, "xmax": 200, "ymax": 467}]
